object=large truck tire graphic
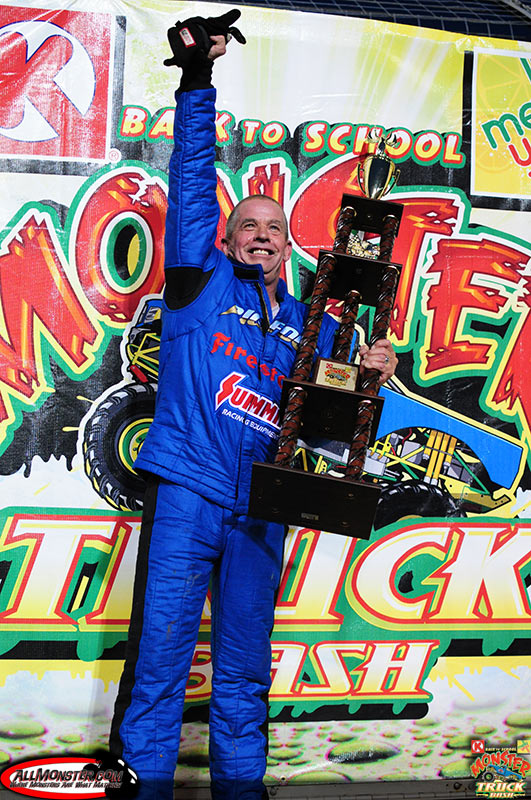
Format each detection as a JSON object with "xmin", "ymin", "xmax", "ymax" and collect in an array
[
  {"xmin": 83, "ymin": 382, "xmax": 155, "ymax": 511},
  {"xmin": 373, "ymin": 482, "xmax": 466, "ymax": 530}
]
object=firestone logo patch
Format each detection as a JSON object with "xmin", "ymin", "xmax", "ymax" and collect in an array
[{"xmin": 0, "ymin": 6, "xmax": 114, "ymax": 160}]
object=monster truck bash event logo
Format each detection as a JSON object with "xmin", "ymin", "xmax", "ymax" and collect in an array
[{"xmin": 471, "ymin": 740, "xmax": 530, "ymax": 798}]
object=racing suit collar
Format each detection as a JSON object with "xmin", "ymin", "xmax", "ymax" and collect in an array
[{"xmin": 229, "ymin": 258, "xmax": 288, "ymax": 302}]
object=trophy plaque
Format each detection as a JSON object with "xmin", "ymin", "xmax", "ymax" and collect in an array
[{"xmin": 249, "ymin": 133, "xmax": 403, "ymax": 539}]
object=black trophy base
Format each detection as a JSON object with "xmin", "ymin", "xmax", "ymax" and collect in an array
[{"xmin": 249, "ymin": 463, "xmax": 381, "ymax": 539}]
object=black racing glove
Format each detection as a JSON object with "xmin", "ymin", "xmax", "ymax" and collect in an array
[{"xmin": 164, "ymin": 9, "xmax": 246, "ymax": 91}]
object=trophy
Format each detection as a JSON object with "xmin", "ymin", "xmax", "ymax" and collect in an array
[
  {"xmin": 249, "ymin": 132, "xmax": 403, "ymax": 539},
  {"xmin": 358, "ymin": 129, "xmax": 400, "ymax": 200}
]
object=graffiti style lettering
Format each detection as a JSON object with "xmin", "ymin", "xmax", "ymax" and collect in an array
[
  {"xmin": 184, "ymin": 638, "xmax": 435, "ymax": 702},
  {"xmin": 82, "ymin": 522, "xmax": 140, "ymax": 627},
  {"xmin": 291, "ymin": 158, "xmax": 461, "ymax": 344},
  {"xmin": 328, "ymin": 124, "xmax": 353, "ymax": 155},
  {"xmin": 471, "ymin": 750, "xmax": 531, "ymax": 779},
  {"xmin": 426, "ymin": 525, "xmax": 531, "ymax": 623},
  {"xmin": 215, "ymin": 110, "xmax": 234, "ymax": 145},
  {"xmin": 186, "ymin": 644, "xmax": 212, "ymax": 699},
  {"xmin": 260, "ymin": 121, "xmax": 287, "ymax": 148},
  {"xmin": 245, "ymin": 161, "xmax": 286, "ymax": 206},
  {"xmin": 489, "ymin": 284, "xmax": 531, "ymax": 449},
  {"xmin": 118, "ymin": 106, "xmax": 149, "ymax": 138},
  {"xmin": 441, "ymin": 133, "xmax": 464, "ymax": 165},
  {"xmin": 2, "ymin": 511, "xmax": 530, "ymax": 678},
  {"xmin": 301, "ymin": 122, "xmax": 327, "ymax": 155},
  {"xmin": 243, "ymin": 159, "xmax": 290, "ymax": 282},
  {"xmin": 270, "ymin": 639, "xmax": 436, "ymax": 700},
  {"xmin": 72, "ymin": 167, "xmax": 166, "ymax": 323},
  {"xmin": 0, "ymin": 513, "xmax": 135, "ymax": 627},
  {"xmin": 117, "ymin": 107, "xmax": 236, "ymax": 145},
  {"xmin": 388, "ymin": 129, "xmax": 414, "ymax": 159},
  {"xmin": 118, "ymin": 105, "xmax": 465, "ymax": 167},
  {"xmin": 413, "ymin": 131, "xmax": 443, "ymax": 163},
  {"xmin": 147, "ymin": 108, "xmax": 174, "ymax": 141},
  {"xmin": 299, "ymin": 640, "xmax": 435, "ymax": 698},
  {"xmin": 348, "ymin": 640, "xmax": 436, "ymax": 697},
  {"xmin": 269, "ymin": 642, "xmax": 309, "ymax": 696},
  {"xmin": 1, "ymin": 139, "xmax": 531, "ymax": 479},
  {"xmin": 347, "ymin": 521, "xmax": 531, "ymax": 629},
  {"xmin": 388, "ymin": 129, "xmax": 465, "ymax": 167},
  {"xmin": 389, "ymin": 195, "xmax": 460, "ymax": 344},
  {"xmin": 0, "ymin": 210, "xmax": 99, "ymax": 439},
  {"xmin": 241, "ymin": 119, "xmax": 261, "ymax": 146},
  {"xmin": 214, "ymin": 171, "xmax": 237, "ymax": 245},
  {"xmin": 290, "ymin": 152, "xmax": 530, "ymax": 445},
  {"xmin": 0, "ymin": 165, "xmax": 167, "ymax": 455},
  {"xmin": 299, "ymin": 121, "xmax": 464, "ymax": 165},
  {"xmin": 421, "ymin": 236, "xmax": 527, "ymax": 376},
  {"xmin": 275, "ymin": 528, "xmax": 355, "ymax": 628},
  {"xmin": 353, "ymin": 125, "xmax": 374, "ymax": 154}
]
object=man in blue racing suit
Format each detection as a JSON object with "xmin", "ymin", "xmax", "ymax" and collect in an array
[{"xmin": 110, "ymin": 12, "xmax": 397, "ymax": 800}]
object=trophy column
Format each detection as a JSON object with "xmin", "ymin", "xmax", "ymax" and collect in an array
[
  {"xmin": 274, "ymin": 203, "xmax": 356, "ymax": 469},
  {"xmin": 249, "ymin": 134, "xmax": 403, "ymax": 539}
]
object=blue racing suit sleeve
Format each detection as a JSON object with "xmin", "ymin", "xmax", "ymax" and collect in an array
[{"xmin": 164, "ymin": 88, "xmax": 220, "ymax": 272}]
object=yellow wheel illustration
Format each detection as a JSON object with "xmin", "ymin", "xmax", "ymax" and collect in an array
[{"xmin": 83, "ymin": 382, "xmax": 156, "ymax": 511}]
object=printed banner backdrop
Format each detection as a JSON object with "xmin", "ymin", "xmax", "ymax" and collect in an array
[
  {"xmin": 470, "ymin": 48, "xmax": 531, "ymax": 201},
  {"xmin": 0, "ymin": 0, "xmax": 530, "ymax": 791}
]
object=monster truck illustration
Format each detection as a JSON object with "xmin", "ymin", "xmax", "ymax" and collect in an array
[
  {"xmin": 83, "ymin": 297, "xmax": 524, "ymax": 521},
  {"xmin": 295, "ymin": 382, "xmax": 523, "ymax": 529},
  {"xmin": 481, "ymin": 764, "xmax": 522, "ymax": 782},
  {"xmin": 82, "ymin": 299, "xmax": 161, "ymax": 511}
]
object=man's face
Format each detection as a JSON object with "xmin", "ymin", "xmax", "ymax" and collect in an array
[{"xmin": 222, "ymin": 197, "xmax": 292, "ymax": 289}]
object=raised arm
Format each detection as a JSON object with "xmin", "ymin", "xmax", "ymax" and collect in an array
[
  {"xmin": 162, "ymin": 12, "xmax": 244, "ymax": 306},
  {"xmin": 164, "ymin": 87, "xmax": 220, "ymax": 272}
]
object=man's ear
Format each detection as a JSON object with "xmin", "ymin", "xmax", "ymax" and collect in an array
[
  {"xmin": 221, "ymin": 237, "xmax": 230, "ymax": 255},
  {"xmin": 283, "ymin": 240, "xmax": 293, "ymax": 260}
]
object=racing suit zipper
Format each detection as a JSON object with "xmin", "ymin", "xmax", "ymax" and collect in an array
[
  {"xmin": 234, "ymin": 279, "xmax": 272, "ymax": 512},
  {"xmin": 257, "ymin": 282, "xmax": 272, "ymax": 335}
]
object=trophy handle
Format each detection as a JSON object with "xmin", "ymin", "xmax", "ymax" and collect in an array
[
  {"xmin": 356, "ymin": 160, "xmax": 365, "ymax": 193},
  {"xmin": 387, "ymin": 168, "xmax": 400, "ymax": 194}
]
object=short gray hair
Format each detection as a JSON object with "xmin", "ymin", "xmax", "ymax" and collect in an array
[{"xmin": 224, "ymin": 195, "xmax": 289, "ymax": 241}]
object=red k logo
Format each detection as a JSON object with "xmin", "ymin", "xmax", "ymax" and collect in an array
[
  {"xmin": 471, "ymin": 739, "xmax": 485, "ymax": 753},
  {"xmin": 0, "ymin": 6, "xmax": 114, "ymax": 160}
]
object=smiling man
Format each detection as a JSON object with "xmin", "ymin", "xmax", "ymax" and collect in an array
[
  {"xmin": 110, "ymin": 11, "xmax": 396, "ymax": 800},
  {"xmin": 222, "ymin": 196, "xmax": 292, "ymax": 303}
]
